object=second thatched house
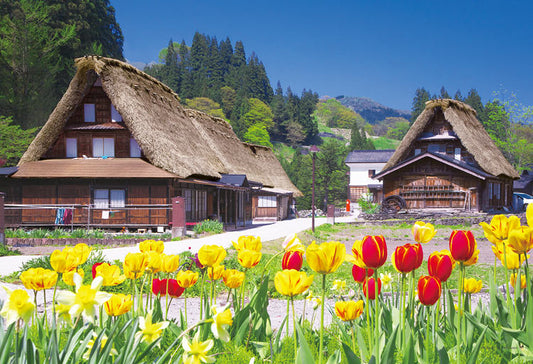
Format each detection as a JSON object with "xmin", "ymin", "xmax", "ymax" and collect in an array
[
  {"xmin": 0, "ymin": 56, "xmax": 300, "ymax": 230},
  {"xmin": 374, "ymin": 99, "xmax": 519, "ymax": 211}
]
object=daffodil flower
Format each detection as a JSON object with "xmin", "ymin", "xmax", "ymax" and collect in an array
[
  {"xmin": 135, "ymin": 312, "xmax": 169, "ymax": 345},
  {"xmin": 379, "ymin": 272, "xmax": 393, "ymax": 290},
  {"xmin": 0, "ymin": 287, "xmax": 35, "ymax": 326},
  {"xmin": 56, "ymin": 274, "xmax": 112, "ymax": 323},
  {"xmin": 210, "ymin": 305, "xmax": 233, "ymax": 342},
  {"xmin": 182, "ymin": 331, "xmax": 215, "ymax": 364}
]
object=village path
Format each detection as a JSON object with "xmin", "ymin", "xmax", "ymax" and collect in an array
[{"xmin": 0, "ymin": 216, "xmax": 357, "ymax": 277}]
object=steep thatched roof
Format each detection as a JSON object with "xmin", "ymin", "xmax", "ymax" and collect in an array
[
  {"xmin": 381, "ymin": 99, "xmax": 519, "ymax": 179},
  {"xmin": 19, "ymin": 56, "xmax": 301, "ymax": 196}
]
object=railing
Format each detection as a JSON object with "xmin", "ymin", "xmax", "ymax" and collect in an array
[{"xmin": 4, "ymin": 203, "xmax": 172, "ymax": 231}]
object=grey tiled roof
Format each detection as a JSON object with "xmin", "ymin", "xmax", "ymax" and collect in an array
[{"xmin": 345, "ymin": 150, "xmax": 395, "ymax": 163}]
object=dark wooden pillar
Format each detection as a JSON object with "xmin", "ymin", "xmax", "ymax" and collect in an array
[{"xmin": 171, "ymin": 197, "xmax": 186, "ymax": 238}]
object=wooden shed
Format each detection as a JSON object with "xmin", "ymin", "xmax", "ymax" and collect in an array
[
  {"xmin": 0, "ymin": 56, "xmax": 301, "ymax": 229},
  {"xmin": 374, "ymin": 99, "xmax": 519, "ymax": 211}
]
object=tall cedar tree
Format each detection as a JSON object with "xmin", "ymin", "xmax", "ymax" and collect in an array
[
  {"xmin": 464, "ymin": 89, "xmax": 484, "ymax": 119},
  {"xmin": 410, "ymin": 88, "xmax": 430, "ymax": 123}
]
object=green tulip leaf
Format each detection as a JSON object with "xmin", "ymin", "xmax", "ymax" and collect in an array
[{"xmin": 341, "ymin": 342, "xmax": 361, "ymax": 364}]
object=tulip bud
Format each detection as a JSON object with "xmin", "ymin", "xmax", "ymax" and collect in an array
[
  {"xmin": 362, "ymin": 277, "xmax": 382, "ymax": 300},
  {"xmin": 449, "ymin": 230, "xmax": 476, "ymax": 262},
  {"xmin": 428, "ymin": 251, "xmax": 454, "ymax": 282},
  {"xmin": 361, "ymin": 235, "xmax": 387, "ymax": 269},
  {"xmin": 351, "ymin": 264, "xmax": 373, "ymax": 283},
  {"xmin": 282, "ymin": 250, "xmax": 303, "ymax": 270},
  {"xmin": 392, "ymin": 243, "xmax": 423, "ymax": 273},
  {"xmin": 418, "ymin": 275, "xmax": 442, "ymax": 306}
]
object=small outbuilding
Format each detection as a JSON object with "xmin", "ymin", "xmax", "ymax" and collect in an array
[{"xmin": 374, "ymin": 99, "xmax": 519, "ymax": 211}]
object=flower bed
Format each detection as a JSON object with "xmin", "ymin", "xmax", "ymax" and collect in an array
[{"xmin": 1, "ymin": 206, "xmax": 532, "ymax": 363}]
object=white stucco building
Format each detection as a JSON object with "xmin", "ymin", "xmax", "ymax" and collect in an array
[{"xmin": 345, "ymin": 150, "xmax": 395, "ymax": 205}]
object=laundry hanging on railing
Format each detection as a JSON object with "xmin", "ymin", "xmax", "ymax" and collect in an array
[{"xmin": 55, "ymin": 208, "xmax": 73, "ymax": 224}]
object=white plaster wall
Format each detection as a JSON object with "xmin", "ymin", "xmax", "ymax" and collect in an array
[{"xmin": 347, "ymin": 162, "xmax": 387, "ymax": 186}]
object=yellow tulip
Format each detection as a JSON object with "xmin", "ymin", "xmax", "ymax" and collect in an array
[
  {"xmin": 134, "ymin": 312, "xmax": 169, "ymax": 345},
  {"xmin": 527, "ymin": 204, "xmax": 533, "ymax": 228},
  {"xmin": 123, "ymin": 253, "xmax": 149, "ymax": 279},
  {"xmin": 493, "ymin": 244, "xmax": 526, "ymax": 270},
  {"xmin": 50, "ymin": 248, "xmax": 79, "ymax": 273},
  {"xmin": 306, "ymin": 241, "xmax": 346, "ymax": 274},
  {"xmin": 237, "ymin": 249, "xmax": 262, "ymax": 269},
  {"xmin": 63, "ymin": 268, "xmax": 85, "ymax": 286},
  {"xmin": 274, "ymin": 269, "xmax": 314, "ymax": 297},
  {"xmin": 176, "ymin": 270, "xmax": 199, "ymax": 288},
  {"xmin": 334, "ymin": 300, "xmax": 364, "ymax": 321},
  {"xmin": 104, "ymin": 293, "xmax": 133, "ymax": 316},
  {"xmin": 222, "ymin": 269, "xmax": 245, "ymax": 289},
  {"xmin": 146, "ymin": 251, "xmax": 162, "ymax": 274},
  {"xmin": 282, "ymin": 233, "xmax": 305, "ymax": 253},
  {"xmin": 412, "ymin": 221, "xmax": 437, "ymax": 244},
  {"xmin": 510, "ymin": 273, "xmax": 527, "ymax": 290},
  {"xmin": 0, "ymin": 287, "xmax": 35, "ymax": 325},
  {"xmin": 345, "ymin": 239, "xmax": 368, "ymax": 268},
  {"xmin": 139, "ymin": 239, "xmax": 164, "ymax": 254},
  {"xmin": 73, "ymin": 243, "xmax": 91, "ymax": 265},
  {"xmin": 232, "ymin": 235, "xmax": 262, "ymax": 252},
  {"xmin": 463, "ymin": 278, "xmax": 482, "ymax": 294},
  {"xmin": 480, "ymin": 215, "xmax": 521, "ymax": 245},
  {"xmin": 508, "ymin": 226, "xmax": 533, "ymax": 255},
  {"xmin": 464, "ymin": 247, "xmax": 479, "ymax": 266},
  {"xmin": 198, "ymin": 245, "xmax": 226, "ymax": 267},
  {"xmin": 160, "ymin": 254, "xmax": 180, "ymax": 273},
  {"xmin": 94, "ymin": 263, "xmax": 126, "ymax": 286},
  {"xmin": 207, "ymin": 264, "xmax": 225, "ymax": 280},
  {"xmin": 20, "ymin": 267, "xmax": 57, "ymax": 291}
]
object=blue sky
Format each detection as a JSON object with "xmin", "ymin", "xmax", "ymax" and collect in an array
[{"xmin": 112, "ymin": 0, "xmax": 533, "ymax": 111}]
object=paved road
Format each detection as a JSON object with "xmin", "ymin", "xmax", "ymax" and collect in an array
[{"xmin": 0, "ymin": 216, "xmax": 356, "ymax": 277}]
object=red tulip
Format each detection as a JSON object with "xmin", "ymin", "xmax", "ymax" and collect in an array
[
  {"xmin": 392, "ymin": 243, "xmax": 423, "ymax": 273},
  {"xmin": 282, "ymin": 250, "xmax": 303, "ymax": 271},
  {"xmin": 428, "ymin": 251, "xmax": 454, "ymax": 282},
  {"xmin": 92, "ymin": 262, "xmax": 104, "ymax": 279},
  {"xmin": 361, "ymin": 235, "xmax": 388, "ymax": 269},
  {"xmin": 449, "ymin": 230, "xmax": 476, "ymax": 262},
  {"xmin": 152, "ymin": 278, "xmax": 185, "ymax": 298},
  {"xmin": 418, "ymin": 275, "xmax": 442, "ymax": 306},
  {"xmin": 362, "ymin": 277, "xmax": 382, "ymax": 300},
  {"xmin": 352, "ymin": 264, "xmax": 374, "ymax": 283}
]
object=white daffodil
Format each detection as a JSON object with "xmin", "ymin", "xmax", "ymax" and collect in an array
[
  {"xmin": 0, "ymin": 287, "xmax": 35, "ymax": 326},
  {"xmin": 135, "ymin": 311, "xmax": 169, "ymax": 345},
  {"xmin": 56, "ymin": 274, "xmax": 112, "ymax": 323},
  {"xmin": 182, "ymin": 331, "xmax": 215, "ymax": 364},
  {"xmin": 210, "ymin": 304, "xmax": 233, "ymax": 342},
  {"xmin": 380, "ymin": 273, "xmax": 393, "ymax": 290}
]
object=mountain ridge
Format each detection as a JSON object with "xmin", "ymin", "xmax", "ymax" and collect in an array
[{"xmin": 335, "ymin": 95, "xmax": 410, "ymax": 124}]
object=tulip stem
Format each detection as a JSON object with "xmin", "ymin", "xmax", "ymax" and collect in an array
[
  {"xmin": 291, "ymin": 297, "xmax": 297, "ymax": 358},
  {"xmin": 199, "ymin": 271, "xmax": 206, "ymax": 320},
  {"xmin": 457, "ymin": 262, "xmax": 464, "ymax": 361},
  {"xmin": 400, "ymin": 273, "xmax": 406, "ymax": 345},
  {"xmin": 260, "ymin": 251, "xmax": 283, "ymax": 281},
  {"xmin": 241, "ymin": 269, "xmax": 248, "ymax": 308},
  {"xmin": 425, "ymin": 305, "xmax": 431, "ymax": 362},
  {"xmin": 286, "ymin": 298, "xmax": 290, "ymax": 337},
  {"xmin": 374, "ymin": 268, "xmax": 380, "ymax": 364},
  {"xmin": 319, "ymin": 274, "xmax": 326, "ymax": 364}
]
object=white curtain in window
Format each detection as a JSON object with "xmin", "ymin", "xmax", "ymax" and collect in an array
[
  {"xmin": 111, "ymin": 104, "xmax": 122, "ymax": 122},
  {"xmin": 110, "ymin": 189, "xmax": 125, "ymax": 207},
  {"xmin": 130, "ymin": 138, "xmax": 141, "ymax": 157},
  {"xmin": 94, "ymin": 189, "xmax": 109, "ymax": 209},
  {"xmin": 93, "ymin": 138, "xmax": 115, "ymax": 157},
  {"xmin": 66, "ymin": 138, "xmax": 77, "ymax": 158},
  {"xmin": 103, "ymin": 138, "xmax": 115, "ymax": 157}
]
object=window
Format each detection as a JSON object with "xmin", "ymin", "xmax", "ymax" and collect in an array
[
  {"xmin": 94, "ymin": 189, "xmax": 125, "ymax": 209},
  {"xmin": 65, "ymin": 138, "xmax": 77, "ymax": 158},
  {"xmin": 130, "ymin": 138, "xmax": 141, "ymax": 157},
  {"xmin": 93, "ymin": 137, "xmax": 115, "ymax": 157},
  {"xmin": 454, "ymin": 148, "xmax": 461, "ymax": 161},
  {"xmin": 368, "ymin": 169, "xmax": 376, "ymax": 178},
  {"xmin": 111, "ymin": 104, "xmax": 122, "ymax": 122},
  {"xmin": 414, "ymin": 148, "xmax": 421, "ymax": 156},
  {"xmin": 258, "ymin": 195, "xmax": 277, "ymax": 208},
  {"xmin": 84, "ymin": 104, "xmax": 95, "ymax": 122}
]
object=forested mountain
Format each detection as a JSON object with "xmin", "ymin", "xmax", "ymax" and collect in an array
[
  {"xmin": 0, "ymin": 0, "xmax": 124, "ymax": 129},
  {"xmin": 144, "ymin": 34, "xmax": 319, "ymax": 146},
  {"xmin": 336, "ymin": 96, "xmax": 410, "ymax": 124}
]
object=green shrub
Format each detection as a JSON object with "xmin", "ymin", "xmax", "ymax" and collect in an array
[
  {"xmin": 193, "ymin": 219, "xmax": 224, "ymax": 235},
  {"xmin": 0, "ymin": 244, "xmax": 21, "ymax": 256},
  {"xmin": 357, "ymin": 194, "xmax": 380, "ymax": 214}
]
